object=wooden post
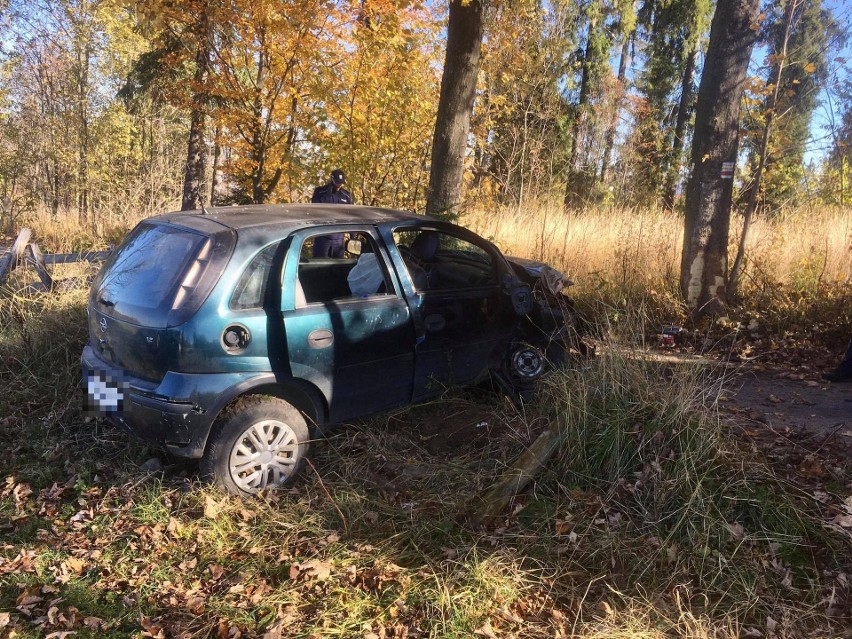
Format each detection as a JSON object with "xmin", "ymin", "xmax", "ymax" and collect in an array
[
  {"xmin": 469, "ymin": 426, "xmax": 564, "ymax": 526},
  {"xmin": 27, "ymin": 243, "xmax": 54, "ymax": 290},
  {"xmin": 0, "ymin": 227, "xmax": 32, "ymax": 283}
]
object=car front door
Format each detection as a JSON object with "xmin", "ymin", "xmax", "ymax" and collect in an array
[
  {"xmin": 381, "ymin": 225, "xmax": 522, "ymax": 400},
  {"xmin": 280, "ymin": 227, "xmax": 416, "ymax": 421}
]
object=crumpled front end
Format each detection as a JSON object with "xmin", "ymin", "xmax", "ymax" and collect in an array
[{"xmin": 505, "ymin": 256, "xmax": 591, "ymax": 365}]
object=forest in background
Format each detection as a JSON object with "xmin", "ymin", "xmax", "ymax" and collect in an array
[{"xmin": 0, "ymin": 0, "xmax": 850, "ymax": 232}]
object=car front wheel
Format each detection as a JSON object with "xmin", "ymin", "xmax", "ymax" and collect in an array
[
  {"xmin": 493, "ymin": 342, "xmax": 547, "ymax": 403},
  {"xmin": 201, "ymin": 396, "xmax": 310, "ymax": 496}
]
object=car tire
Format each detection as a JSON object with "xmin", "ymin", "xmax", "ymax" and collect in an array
[
  {"xmin": 494, "ymin": 342, "xmax": 546, "ymax": 403},
  {"xmin": 201, "ymin": 395, "xmax": 310, "ymax": 496},
  {"xmin": 507, "ymin": 342, "xmax": 546, "ymax": 383}
]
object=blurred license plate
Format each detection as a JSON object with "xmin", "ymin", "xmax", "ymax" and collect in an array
[{"xmin": 86, "ymin": 371, "xmax": 124, "ymax": 412}]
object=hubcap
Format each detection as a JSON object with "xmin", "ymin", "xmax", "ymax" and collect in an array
[
  {"xmin": 228, "ymin": 419, "xmax": 301, "ymax": 492},
  {"xmin": 511, "ymin": 346, "xmax": 545, "ymax": 379}
]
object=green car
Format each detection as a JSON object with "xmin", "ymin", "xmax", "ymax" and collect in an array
[{"xmin": 82, "ymin": 205, "xmax": 579, "ymax": 495}]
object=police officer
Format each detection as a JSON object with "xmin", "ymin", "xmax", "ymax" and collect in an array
[{"xmin": 311, "ymin": 169, "xmax": 352, "ymax": 258}]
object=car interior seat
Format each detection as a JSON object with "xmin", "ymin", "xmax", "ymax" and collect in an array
[
  {"xmin": 401, "ymin": 231, "xmax": 437, "ymax": 291},
  {"xmin": 410, "ymin": 231, "xmax": 438, "ymax": 262}
]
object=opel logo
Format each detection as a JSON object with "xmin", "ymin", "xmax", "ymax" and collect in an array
[{"xmin": 99, "ymin": 317, "xmax": 108, "ymax": 332}]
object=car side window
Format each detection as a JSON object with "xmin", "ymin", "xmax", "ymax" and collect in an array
[
  {"xmin": 297, "ymin": 232, "xmax": 394, "ymax": 305},
  {"xmin": 230, "ymin": 243, "xmax": 279, "ymax": 310},
  {"xmin": 393, "ymin": 229, "xmax": 497, "ymax": 291}
]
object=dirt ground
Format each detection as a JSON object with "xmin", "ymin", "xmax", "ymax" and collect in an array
[
  {"xmin": 720, "ymin": 365, "xmax": 852, "ymax": 486},
  {"xmin": 727, "ymin": 368, "xmax": 851, "ymax": 439}
]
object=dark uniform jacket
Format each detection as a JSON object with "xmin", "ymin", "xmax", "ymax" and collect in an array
[{"xmin": 311, "ymin": 183, "xmax": 353, "ymax": 205}]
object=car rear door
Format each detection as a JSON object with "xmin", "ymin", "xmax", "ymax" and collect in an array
[{"xmin": 280, "ymin": 226, "xmax": 416, "ymax": 421}]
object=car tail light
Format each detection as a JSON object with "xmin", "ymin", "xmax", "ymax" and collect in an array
[{"xmin": 172, "ymin": 239, "xmax": 212, "ymax": 311}]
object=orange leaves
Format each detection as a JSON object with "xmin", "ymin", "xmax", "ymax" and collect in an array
[
  {"xmin": 134, "ymin": 0, "xmax": 440, "ymax": 205},
  {"xmin": 749, "ymin": 11, "xmax": 766, "ymax": 30},
  {"xmin": 10, "ymin": 583, "xmax": 103, "ymax": 635},
  {"xmin": 289, "ymin": 558, "xmax": 333, "ymax": 582},
  {"xmin": 317, "ymin": 1, "xmax": 440, "ymax": 208}
]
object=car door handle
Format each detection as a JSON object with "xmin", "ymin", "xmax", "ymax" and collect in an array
[{"xmin": 307, "ymin": 329, "xmax": 334, "ymax": 349}]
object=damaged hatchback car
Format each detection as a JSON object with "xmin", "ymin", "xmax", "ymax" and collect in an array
[{"xmin": 82, "ymin": 205, "xmax": 583, "ymax": 495}]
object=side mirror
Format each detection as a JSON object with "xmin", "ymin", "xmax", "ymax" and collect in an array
[{"xmin": 346, "ymin": 239, "xmax": 362, "ymax": 256}]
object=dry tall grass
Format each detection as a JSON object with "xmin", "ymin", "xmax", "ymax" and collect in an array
[
  {"xmin": 465, "ymin": 202, "xmax": 851, "ymax": 294},
  {"xmin": 16, "ymin": 202, "xmax": 851, "ymax": 294}
]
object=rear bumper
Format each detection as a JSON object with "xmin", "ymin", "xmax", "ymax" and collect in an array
[{"xmin": 81, "ymin": 345, "xmax": 245, "ymax": 458}]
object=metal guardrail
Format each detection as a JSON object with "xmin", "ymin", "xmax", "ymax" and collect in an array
[{"xmin": 0, "ymin": 228, "xmax": 112, "ymax": 290}]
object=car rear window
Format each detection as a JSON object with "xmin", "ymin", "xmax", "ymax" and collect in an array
[{"xmin": 94, "ymin": 223, "xmax": 222, "ymax": 327}]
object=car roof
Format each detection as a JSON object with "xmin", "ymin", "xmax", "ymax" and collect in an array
[{"xmin": 148, "ymin": 204, "xmax": 435, "ymax": 235}]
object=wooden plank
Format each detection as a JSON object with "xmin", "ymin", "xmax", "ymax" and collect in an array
[
  {"xmin": 469, "ymin": 426, "xmax": 563, "ymax": 526},
  {"xmin": 42, "ymin": 250, "xmax": 112, "ymax": 264},
  {"xmin": 27, "ymin": 243, "xmax": 54, "ymax": 290},
  {"xmin": 0, "ymin": 227, "xmax": 32, "ymax": 283}
]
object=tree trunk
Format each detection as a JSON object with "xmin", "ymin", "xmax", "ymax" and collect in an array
[
  {"xmin": 76, "ymin": 44, "xmax": 91, "ymax": 226},
  {"xmin": 210, "ymin": 125, "xmax": 222, "ymax": 206},
  {"xmin": 662, "ymin": 46, "xmax": 698, "ymax": 211},
  {"xmin": 600, "ymin": 32, "xmax": 632, "ymax": 185},
  {"xmin": 680, "ymin": 0, "xmax": 759, "ymax": 316},
  {"xmin": 251, "ymin": 46, "xmax": 269, "ymax": 204},
  {"xmin": 728, "ymin": 0, "xmax": 798, "ymax": 299},
  {"xmin": 425, "ymin": 0, "xmax": 484, "ymax": 218},
  {"xmin": 564, "ymin": 15, "xmax": 597, "ymax": 208},
  {"xmin": 181, "ymin": 9, "xmax": 213, "ymax": 211}
]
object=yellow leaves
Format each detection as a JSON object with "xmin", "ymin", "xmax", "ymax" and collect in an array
[
  {"xmin": 802, "ymin": 62, "xmax": 816, "ymax": 73},
  {"xmin": 749, "ymin": 11, "xmax": 766, "ymax": 30},
  {"xmin": 203, "ymin": 495, "xmax": 223, "ymax": 519},
  {"xmin": 63, "ymin": 556, "xmax": 86, "ymax": 575},
  {"xmin": 744, "ymin": 75, "xmax": 765, "ymax": 92}
]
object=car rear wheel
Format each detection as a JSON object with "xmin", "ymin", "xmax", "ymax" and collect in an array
[{"xmin": 201, "ymin": 396, "xmax": 310, "ymax": 496}]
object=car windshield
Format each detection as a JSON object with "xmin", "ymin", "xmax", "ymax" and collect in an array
[
  {"xmin": 393, "ymin": 229, "xmax": 492, "ymax": 265},
  {"xmin": 392, "ymin": 228, "xmax": 497, "ymax": 291}
]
